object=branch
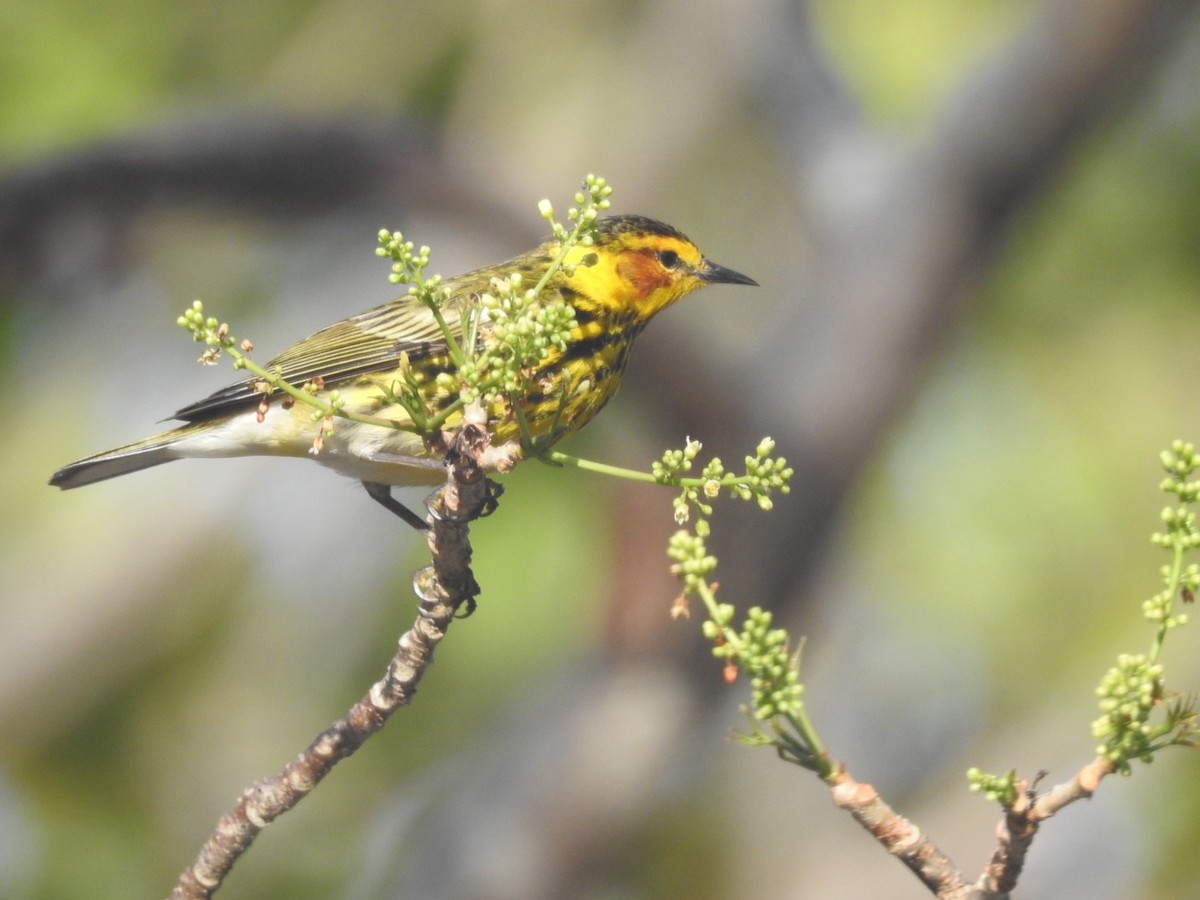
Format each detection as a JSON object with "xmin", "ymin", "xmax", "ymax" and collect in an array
[
  {"xmin": 828, "ymin": 768, "xmax": 970, "ymax": 898},
  {"xmin": 167, "ymin": 416, "xmax": 497, "ymax": 900},
  {"xmin": 973, "ymin": 758, "xmax": 1114, "ymax": 895},
  {"xmin": 828, "ymin": 758, "xmax": 1116, "ymax": 900}
]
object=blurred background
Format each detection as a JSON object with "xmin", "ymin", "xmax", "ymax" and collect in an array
[{"xmin": 4, "ymin": 1, "xmax": 1200, "ymax": 897}]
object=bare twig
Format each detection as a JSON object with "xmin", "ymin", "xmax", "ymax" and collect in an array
[
  {"xmin": 974, "ymin": 757, "xmax": 1114, "ymax": 896},
  {"xmin": 827, "ymin": 755, "xmax": 1118, "ymax": 899},
  {"xmin": 168, "ymin": 419, "xmax": 497, "ymax": 900},
  {"xmin": 827, "ymin": 768, "xmax": 968, "ymax": 897}
]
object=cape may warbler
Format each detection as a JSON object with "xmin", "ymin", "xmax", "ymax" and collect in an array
[{"xmin": 50, "ymin": 215, "xmax": 756, "ymax": 527}]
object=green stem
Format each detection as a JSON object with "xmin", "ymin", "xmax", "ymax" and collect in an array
[
  {"xmin": 506, "ymin": 391, "xmax": 535, "ymax": 452},
  {"xmin": 420, "ymin": 394, "xmax": 468, "ymax": 435},
  {"xmin": 427, "ymin": 301, "xmax": 465, "ymax": 368},
  {"xmin": 532, "ymin": 228, "xmax": 587, "ymax": 299},
  {"xmin": 542, "ymin": 449, "xmax": 764, "ymax": 492},
  {"xmin": 1151, "ymin": 538, "xmax": 1185, "ymax": 666},
  {"xmin": 225, "ymin": 345, "xmax": 409, "ymax": 433},
  {"xmin": 782, "ymin": 707, "xmax": 833, "ymax": 779},
  {"xmin": 542, "ymin": 449, "xmax": 662, "ymax": 483}
]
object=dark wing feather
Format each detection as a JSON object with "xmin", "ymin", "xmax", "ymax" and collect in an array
[{"xmin": 173, "ymin": 287, "xmax": 470, "ymax": 423}]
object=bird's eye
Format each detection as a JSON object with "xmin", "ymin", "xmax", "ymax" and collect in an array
[{"xmin": 657, "ymin": 249, "xmax": 680, "ymax": 269}]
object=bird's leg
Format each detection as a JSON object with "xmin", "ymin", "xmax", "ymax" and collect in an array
[
  {"xmin": 362, "ymin": 481, "xmax": 429, "ymax": 531},
  {"xmin": 479, "ymin": 479, "xmax": 504, "ymax": 517}
]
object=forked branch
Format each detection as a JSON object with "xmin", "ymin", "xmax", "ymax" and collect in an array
[
  {"xmin": 829, "ymin": 751, "xmax": 1123, "ymax": 898},
  {"xmin": 168, "ymin": 415, "xmax": 500, "ymax": 900}
]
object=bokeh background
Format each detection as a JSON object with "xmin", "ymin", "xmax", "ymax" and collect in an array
[{"xmin": 4, "ymin": 1, "xmax": 1200, "ymax": 898}]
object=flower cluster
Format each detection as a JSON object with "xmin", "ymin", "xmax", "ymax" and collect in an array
[
  {"xmin": 966, "ymin": 768, "xmax": 1018, "ymax": 806},
  {"xmin": 455, "ymin": 273, "xmax": 578, "ymax": 407},
  {"xmin": 1092, "ymin": 653, "xmax": 1165, "ymax": 772}
]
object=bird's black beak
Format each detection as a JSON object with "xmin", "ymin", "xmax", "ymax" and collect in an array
[{"xmin": 699, "ymin": 258, "xmax": 758, "ymax": 287}]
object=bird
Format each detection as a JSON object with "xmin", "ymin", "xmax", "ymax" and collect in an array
[{"xmin": 50, "ymin": 214, "xmax": 757, "ymax": 528}]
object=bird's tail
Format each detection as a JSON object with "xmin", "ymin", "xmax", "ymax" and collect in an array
[{"xmin": 50, "ymin": 425, "xmax": 203, "ymax": 490}]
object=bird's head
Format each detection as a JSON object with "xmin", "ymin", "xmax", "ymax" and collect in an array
[{"xmin": 561, "ymin": 215, "xmax": 757, "ymax": 320}]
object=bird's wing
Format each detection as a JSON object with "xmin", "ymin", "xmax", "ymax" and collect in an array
[{"xmin": 172, "ymin": 290, "xmax": 466, "ymax": 423}]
